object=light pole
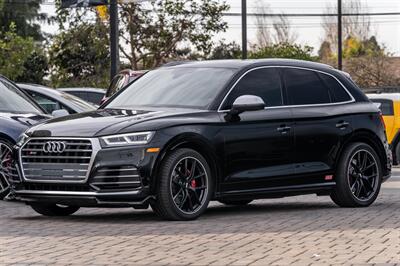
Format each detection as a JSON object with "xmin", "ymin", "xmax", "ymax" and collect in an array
[
  {"xmin": 109, "ymin": 0, "xmax": 119, "ymax": 80},
  {"xmin": 241, "ymin": 0, "xmax": 247, "ymax": 59},
  {"xmin": 338, "ymin": 0, "xmax": 343, "ymax": 70}
]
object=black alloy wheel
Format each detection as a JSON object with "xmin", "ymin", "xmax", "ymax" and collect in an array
[
  {"xmin": 347, "ymin": 149, "xmax": 379, "ymax": 201},
  {"xmin": 0, "ymin": 140, "xmax": 13, "ymax": 199},
  {"xmin": 331, "ymin": 142, "xmax": 382, "ymax": 207},
  {"xmin": 151, "ymin": 148, "xmax": 212, "ymax": 220},
  {"xmin": 170, "ymin": 156, "xmax": 209, "ymax": 214}
]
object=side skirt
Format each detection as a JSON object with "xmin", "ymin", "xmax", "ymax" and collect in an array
[{"xmin": 215, "ymin": 182, "xmax": 335, "ymax": 200}]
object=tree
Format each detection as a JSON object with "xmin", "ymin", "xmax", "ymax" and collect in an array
[
  {"xmin": 0, "ymin": 25, "xmax": 34, "ymax": 79},
  {"xmin": 318, "ymin": 41, "xmax": 333, "ymax": 61},
  {"xmin": 0, "ymin": 0, "xmax": 48, "ymax": 40},
  {"xmin": 254, "ymin": 1, "xmax": 297, "ymax": 47},
  {"xmin": 209, "ymin": 41, "xmax": 241, "ymax": 60},
  {"xmin": 48, "ymin": 21, "xmax": 110, "ymax": 88},
  {"xmin": 346, "ymin": 52, "xmax": 400, "ymax": 88},
  {"xmin": 118, "ymin": 0, "xmax": 229, "ymax": 69},
  {"xmin": 341, "ymin": 37, "xmax": 398, "ymax": 88},
  {"xmin": 15, "ymin": 51, "xmax": 49, "ymax": 84},
  {"xmin": 322, "ymin": 0, "xmax": 372, "ymax": 55},
  {"xmin": 250, "ymin": 43, "xmax": 317, "ymax": 61}
]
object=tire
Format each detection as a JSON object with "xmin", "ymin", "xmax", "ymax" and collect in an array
[
  {"xmin": 0, "ymin": 139, "xmax": 13, "ymax": 200},
  {"xmin": 330, "ymin": 142, "xmax": 382, "ymax": 207},
  {"xmin": 30, "ymin": 203, "xmax": 80, "ymax": 216},
  {"xmin": 219, "ymin": 199, "xmax": 252, "ymax": 206},
  {"xmin": 151, "ymin": 148, "xmax": 213, "ymax": 221},
  {"xmin": 394, "ymin": 142, "xmax": 400, "ymax": 165}
]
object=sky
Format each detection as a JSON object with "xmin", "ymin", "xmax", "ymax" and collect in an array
[{"xmin": 40, "ymin": 0, "xmax": 400, "ymax": 55}]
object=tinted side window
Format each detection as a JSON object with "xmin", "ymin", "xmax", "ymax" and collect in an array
[
  {"xmin": 223, "ymin": 68, "xmax": 282, "ymax": 109},
  {"xmin": 319, "ymin": 73, "xmax": 351, "ymax": 102},
  {"xmin": 371, "ymin": 99, "xmax": 394, "ymax": 115},
  {"xmin": 284, "ymin": 68, "xmax": 331, "ymax": 105},
  {"xmin": 87, "ymin": 92, "xmax": 104, "ymax": 104},
  {"xmin": 28, "ymin": 92, "xmax": 61, "ymax": 113}
]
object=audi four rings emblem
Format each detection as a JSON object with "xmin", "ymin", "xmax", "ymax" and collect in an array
[{"xmin": 42, "ymin": 141, "xmax": 67, "ymax": 153}]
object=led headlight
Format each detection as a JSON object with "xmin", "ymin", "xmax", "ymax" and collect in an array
[
  {"xmin": 101, "ymin": 131, "xmax": 155, "ymax": 147},
  {"xmin": 16, "ymin": 133, "xmax": 29, "ymax": 147}
]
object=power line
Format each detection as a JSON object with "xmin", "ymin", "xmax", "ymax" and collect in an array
[{"xmin": 222, "ymin": 12, "xmax": 400, "ymax": 17}]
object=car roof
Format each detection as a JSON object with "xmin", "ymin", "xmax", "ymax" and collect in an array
[
  {"xmin": 165, "ymin": 59, "xmax": 334, "ymax": 71},
  {"xmin": 367, "ymin": 93, "xmax": 400, "ymax": 101},
  {"xmin": 59, "ymin": 87, "xmax": 105, "ymax": 94},
  {"xmin": 18, "ymin": 83, "xmax": 67, "ymax": 98}
]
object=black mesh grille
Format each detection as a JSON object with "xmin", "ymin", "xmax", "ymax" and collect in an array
[
  {"xmin": 90, "ymin": 165, "xmax": 141, "ymax": 191},
  {"xmin": 20, "ymin": 139, "xmax": 93, "ymax": 182}
]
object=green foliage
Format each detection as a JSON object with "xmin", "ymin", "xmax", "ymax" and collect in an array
[
  {"xmin": 0, "ymin": 24, "xmax": 34, "ymax": 79},
  {"xmin": 119, "ymin": 0, "xmax": 229, "ymax": 69},
  {"xmin": 15, "ymin": 51, "xmax": 49, "ymax": 84},
  {"xmin": 250, "ymin": 42, "xmax": 317, "ymax": 61},
  {"xmin": 0, "ymin": 0, "xmax": 46, "ymax": 40},
  {"xmin": 48, "ymin": 22, "xmax": 110, "ymax": 88},
  {"xmin": 209, "ymin": 41, "xmax": 242, "ymax": 60}
]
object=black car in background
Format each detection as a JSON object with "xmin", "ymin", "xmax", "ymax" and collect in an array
[
  {"xmin": 0, "ymin": 76, "xmax": 50, "ymax": 199},
  {"xmin": 11, "ymin": 59, "xmax": 391, "ymax": 220},
  {"xmin": 18, "ymin": 84, "xmax": 97, "ymax": 115},
  {"xmin": 59, "ymin": 87, "xmax": 105, "ymax": 105}
]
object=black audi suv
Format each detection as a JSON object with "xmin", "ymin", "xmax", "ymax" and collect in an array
[
  {"xmin": 10, "ymin": 59, "xmax": 391, "ymax": 220},
  {"xmin": 0, "ymin": 76, "xmax": 50, "ymax": 199}
]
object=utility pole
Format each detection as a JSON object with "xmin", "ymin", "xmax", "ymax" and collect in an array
[
  {"xmin": 109, "ymin": 0, "xmax": 119, "ymax": 81},
  {"xmin": 241, "ymin": 0, "xmax": 247, "ymax": 59},
  {"xmin": 338, "ymin": 0, "xmax": 343, "ymax": 70}
]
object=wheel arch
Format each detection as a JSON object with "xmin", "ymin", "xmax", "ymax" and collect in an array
[
  {"xmin": 0, "ymin": 132, "xmax": 16, "ymax": 144},
  {"xmin": 150, "ymin": 133, "xmax": 222, "ymax": 197},
  {"xmin": 339, "ymin": 129, "xmax": 388, "ymax": 173}
]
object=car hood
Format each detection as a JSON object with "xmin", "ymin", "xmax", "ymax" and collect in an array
[
  {"xmin": 26, "ymin": 108, "xmax": 211, "ymax": 138},
  {"xmin": 0, "ymin": 111, "xmax": 50, "ymax": 127}
]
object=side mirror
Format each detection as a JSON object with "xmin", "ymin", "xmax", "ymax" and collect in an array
[
  {"xmin": 230, "ymin": 95, "xmax": 265, "ymax": 115},
  {"xmin": 51, "ymin": 109, "xmax": 70, "ymax": 118}
]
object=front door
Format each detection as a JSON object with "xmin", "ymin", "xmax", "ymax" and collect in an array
[{"xmin": 218, "ymin": 67, "xmax": 295, "ymax": 193}]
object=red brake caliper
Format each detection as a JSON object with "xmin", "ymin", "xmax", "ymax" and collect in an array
[{"xmin": 191, "ymin": 179, "xmax": 196, "ymax": 188}]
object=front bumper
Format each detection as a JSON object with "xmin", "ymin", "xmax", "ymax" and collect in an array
[
  {"xmin": 12, "ymin": 189, "xmax": 153, "ymax": 208},
  {"xmin": 11, "ymin": 138, "xmax": 161, "ymax": 207}
]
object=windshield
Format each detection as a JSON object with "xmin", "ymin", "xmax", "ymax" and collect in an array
[
  {"xmin": 106, "ymin": 67, "xmax": 236, "ymax": 109},
  {"xmin": 0, "ymin": 80, "xmax": 43, "ymax": 114}
]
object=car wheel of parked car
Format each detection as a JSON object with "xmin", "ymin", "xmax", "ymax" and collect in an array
[
  {"xmin": 151, "ymin": 148, "xmax": 213, "ymax": 221},
  {"xmin": 219, "ymin": 199, "xmax": 253, "ymax": 206},
  {"xmin": 394, "ymin": 142, "xmax": 400, "ymax": 165},
  {"xmin": 331, "ymin": 142, "xmax": 382, "ymax": 207},
  {"xmin": 30, "ymin": 203, "xmax": 80, "ymax": 216},
  {"xmin": 0, "ymin": 139, "xmax": 13, "ymax": 199}
]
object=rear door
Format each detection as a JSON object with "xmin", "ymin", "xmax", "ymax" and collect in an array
[{"xmin": 283, "ymin": 68, "xmax": 354, "ymax": 182}]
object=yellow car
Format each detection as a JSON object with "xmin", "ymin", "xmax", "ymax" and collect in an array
[{"xmin": 368, "ymin": 93, "xmax": 400, "ymax": 164}]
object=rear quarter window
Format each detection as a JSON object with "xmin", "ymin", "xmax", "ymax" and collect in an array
[
  {"xmin": 319, "ymin": 73, "xmax": 352, "ymax": 102},
  {"xmin": 370, "ymin": 99, "xmax": 394, "ymax": 115}
]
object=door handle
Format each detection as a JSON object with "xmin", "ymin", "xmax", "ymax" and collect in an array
[
  {"xmin": 336, "ymin": 121, "xmax": 350, "ymax": 129},
  {"xmin": 277, "ymin": 125, "xmax": 291, "ymax": 133}
]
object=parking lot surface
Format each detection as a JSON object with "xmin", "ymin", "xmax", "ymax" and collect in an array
[{"xmin": 0, "ymin": 170, "xmax": 399, "ymax": 265}]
